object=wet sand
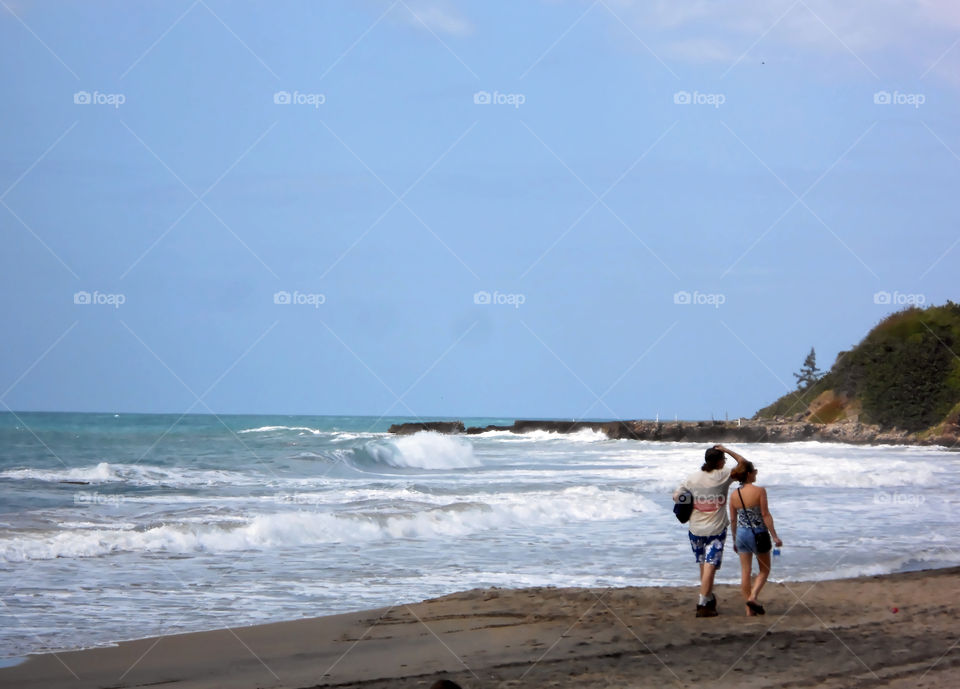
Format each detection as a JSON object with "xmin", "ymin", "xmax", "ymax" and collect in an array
[{"xmin": 2, "ymin": 567, "xmax": 958, "ymax": 689}]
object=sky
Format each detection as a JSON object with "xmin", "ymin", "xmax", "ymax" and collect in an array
[{"xmin": 1, "ymin": 0, "xmax": 958, "ymax": 420}]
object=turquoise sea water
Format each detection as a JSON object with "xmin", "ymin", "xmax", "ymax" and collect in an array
[{"xmin": 1, "ymin": 411, "xmax": 958, "ymax": 658}]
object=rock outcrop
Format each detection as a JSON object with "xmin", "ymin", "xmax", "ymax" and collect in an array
[
  {"xmin": 388, "ymin": 421, "xmax": 466, "ymax": 435},
  {"xmin": 387, "ymin": 418, "xmax": 956, "ymax": 447}
]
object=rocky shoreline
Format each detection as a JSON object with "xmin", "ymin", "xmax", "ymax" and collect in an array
[{"xmin": 387, "ymin": 419, "xmax": 959, "ymax": 447}]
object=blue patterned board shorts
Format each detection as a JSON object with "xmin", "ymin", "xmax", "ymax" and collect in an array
[{"xmin": 689, "ymin": 529, "xmax": 726, "ymax": 568}]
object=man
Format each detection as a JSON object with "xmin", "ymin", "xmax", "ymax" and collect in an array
[{"xmin": 673, "ymin": 444, "xmax": 748, "ymax": 617}]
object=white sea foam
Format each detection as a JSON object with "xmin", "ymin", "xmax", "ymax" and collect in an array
[
  {"xmin": 570, "ymin": 443, "xmax": 945, "ymax": 491},
  {"xmin": 238, "ymin": 425, "xmax": 324, "ymax": 435},
  {"xmin": 330, "ymin": 432, "xmax": 370, "ymax": 441},
  {"xmin": 0, "ymin": 486, "xmax": 650, "ymax": 561},
  {"xmin": 364, "ymin": 432, "xmax": 481, "ymax": 469},
  {"xmin": 0, "ymin": 462, "xmax": 257, "ymax": 488},
  {"xmin": 1, "ymin": 462, "xmax": 121, "ymax": 484},
  {"xmin": 786, "ymin": 550, "xmax": 958, "ymax": 582},
  {"xmin": 476, "ymin": 428, "xmax": 610, "ymax": 442},
  {"xmin": 711, "ymin": 444, "xmax": 942, "ymax": 488}
]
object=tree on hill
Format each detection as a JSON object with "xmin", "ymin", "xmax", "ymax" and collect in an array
[
  {"xmin": 793, "ymin": 347, "xmax": 822, "ymax": 389},
  {"xmin": 756, "ymin": 304, "xmax": 960, "ymax": 431}
]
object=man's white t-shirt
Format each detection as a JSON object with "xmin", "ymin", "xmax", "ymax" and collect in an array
[{"xmin": 678, "ymin": 467, "xmax": 734, "ymax": 537}]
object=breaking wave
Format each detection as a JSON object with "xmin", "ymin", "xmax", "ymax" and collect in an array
[{"xmin": 0, "ymin": 486, "xmax": 652, "ymax": 561}]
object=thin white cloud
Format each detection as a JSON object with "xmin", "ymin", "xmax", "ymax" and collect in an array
[
  {"xmin": 662, "ymin": 38, "xmax": 740, "ymax": 64},
  {"xmin": 0, "ymin": 0, "xmax": 32, "ymax": 18},
  {"xmin": 402, "ymin": 0, "xmax": 474, "ymax": 36},
  {"xmin": 916, "ymin": 0, "xmax": 960, "ymax": 29},
  {"xmin": 599, "ymin": 0, "xmax": 960, "ymax": 82}
]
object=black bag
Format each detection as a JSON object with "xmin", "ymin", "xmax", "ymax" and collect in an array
[
  {"xmin": 753, "ymin": 530, "xmax": 772, "ymax": 554},
  {"xmin": 673, "ymin": 489, "xmax": 693, "ymax": 523},
  {"xmin": 738, "ymin": 487, "xmax": 772, "ymax": 554}
]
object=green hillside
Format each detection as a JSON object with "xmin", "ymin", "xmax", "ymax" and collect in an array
[{"xmin": 755, "ymin": 302, "xmax": 960, "ymax": 434}]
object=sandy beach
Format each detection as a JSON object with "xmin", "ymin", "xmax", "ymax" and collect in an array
[{"xmin": 2, "ymin": 566, "xmax": 958, "ymax": 689}]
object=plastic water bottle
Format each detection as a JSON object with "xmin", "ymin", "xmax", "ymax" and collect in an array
[{"xmin": 773, "ymin": 546, "xmax": 781, "ymax": 557}]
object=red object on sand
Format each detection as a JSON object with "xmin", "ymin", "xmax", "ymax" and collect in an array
[{"xmin": 891, "ymin": 607, "xmax": 899, "ymax": 613}]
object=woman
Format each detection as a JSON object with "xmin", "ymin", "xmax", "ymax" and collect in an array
[{"xmin": 729, "ymin": 461, "xmax": 782, "ymax": 616}]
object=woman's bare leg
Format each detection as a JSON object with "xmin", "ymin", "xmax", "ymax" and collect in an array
[
  {"xmin": 739, "ymin": 553, "xmax": 755, "ymax": 615},
  {"xmin": 739, "ymin": 553, "xmax": 753, "ymax": 599},
  {"xmin": 751, "ymin": 552, "xmax": 772, "ymax": 602}
]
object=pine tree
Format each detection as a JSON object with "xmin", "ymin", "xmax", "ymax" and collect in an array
[{"xmin": 794, "ymin": 347, "xmax": 822, "ymax": 389}]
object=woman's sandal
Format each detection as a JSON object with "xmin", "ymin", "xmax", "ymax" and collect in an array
[{"xmin": 746, "ymin": 600, "xmax": 766, "ymax": 615}]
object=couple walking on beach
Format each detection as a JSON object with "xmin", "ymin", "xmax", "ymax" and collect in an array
[{"xmin": 673, "ymin": 444, "xmax": 783, "ymax": 617}]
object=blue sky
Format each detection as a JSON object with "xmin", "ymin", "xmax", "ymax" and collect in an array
[{"xmin": 1, "ymin": 0, "xmax": 958, "ymax": 420}]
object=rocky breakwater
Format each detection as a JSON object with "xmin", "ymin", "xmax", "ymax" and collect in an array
[
  {"xmin": 387, "ymin": 419, "xmax": 958, "ymax": 447},
  {"xmin": 386, "ymin": 421, "xmax": 467, "ymax": 435}
]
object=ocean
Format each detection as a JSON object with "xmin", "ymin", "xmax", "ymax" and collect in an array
[{"xmin": 1, "ymin": 412, "xmax": 957, "ymax": 659}]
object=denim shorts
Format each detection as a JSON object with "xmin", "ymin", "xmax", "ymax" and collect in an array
[
  {"xmin": 735, "ymin": 527, "xmax": 770, "ymax": 554},
  {"xmin": 688, "ymin": 529, "xmax": 726, "ymax": 568}
]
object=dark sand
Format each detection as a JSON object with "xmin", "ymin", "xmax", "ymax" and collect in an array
[{"xmin": 2, "ymin": 567, "xmax": 958, "ymax": 688}]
